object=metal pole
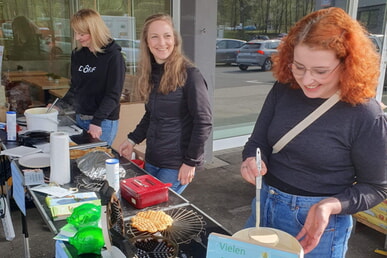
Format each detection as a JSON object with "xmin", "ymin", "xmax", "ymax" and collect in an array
[
  {"xmin": 22, "ymin": 212, "xmax": 30, "ymax": 258},
  {"xmin": 172, "ymin": 0, "xmax": 181, "ymax": 33},
  {"xmin": 347, "ymin": 0, "xmax": 359, "ymax": 19},
  {"xmin": 376, "ymin": 4, "xmax": 387, "ymax": 103}
]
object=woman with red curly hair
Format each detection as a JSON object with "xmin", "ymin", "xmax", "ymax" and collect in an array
[{"xmin": 240, "ymin": 7, "xmax": 386, "ymax": 257}]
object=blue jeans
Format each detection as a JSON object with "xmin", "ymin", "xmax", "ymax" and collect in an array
[
  {"xmin": 245, "ymin": 181, "xmax": 353, "ymax": 258},
  {"xmin": 75, "ymin": 114, "xmax": 118, "ymax": 146},
  {"xmin": 144, "ymin": 163, "xmax": 188, "ymax": 194}
]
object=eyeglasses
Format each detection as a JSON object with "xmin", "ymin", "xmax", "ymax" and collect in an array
[{"xmin": 288, "ymin": 62, "xmax": 341, "ymax": 80}]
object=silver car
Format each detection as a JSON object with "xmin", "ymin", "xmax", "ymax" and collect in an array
[
  {"xmin": 40, "ymin": 35, "xmax": 73, "ymax": 56},
  {"xmin": 216, "ymin": 38, "xmax": 246, "ymax": 65},
  {"xmin": 114, "ymin": 38, "xmax": 140, "ymax": 65},
  {"xmin": 236, "ymin": 39, "xmax": 281, "ymax": 71}
]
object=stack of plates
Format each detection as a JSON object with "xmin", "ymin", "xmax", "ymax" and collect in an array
[{"xmin": 17, "ymin": 116, "xmax": 27, "ymax": 126}]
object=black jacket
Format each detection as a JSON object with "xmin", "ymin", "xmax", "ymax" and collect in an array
[
  {"xmin": 61, "ymin": 40, "xmax": 126, "ymax": 126},
  {"xmin": 128, "ymin": 63, "xmax": 212, "ymax": 169}
]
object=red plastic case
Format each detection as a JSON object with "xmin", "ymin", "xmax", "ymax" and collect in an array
[{"xmin": 120, "ymin": 175, "xmax": 172, "ymax": 209}]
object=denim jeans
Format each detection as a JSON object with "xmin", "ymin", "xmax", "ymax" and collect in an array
[
  {"xmin": 75, "ymin": 114, "xmax": 118, "ymax": 146},
  {"xmin": 245, "ymin": 180, "xmax": 353, "ymax": 258},
  {"xmin": 144, "ymin": 163, "xmax": 188, "ymax": 194}
]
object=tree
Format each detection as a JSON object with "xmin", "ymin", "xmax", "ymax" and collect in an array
[{"xmin": 217, "ymin": 0, "xmax": 317, "ymax": 35}]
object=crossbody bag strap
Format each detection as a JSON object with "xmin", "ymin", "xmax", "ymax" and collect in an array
[{"xmin": 272, "ymin": 91, "xmax": 341, "ymax": 154}]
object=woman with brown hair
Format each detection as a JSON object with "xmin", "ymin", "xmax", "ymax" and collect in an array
[
  {"xmin": 119, "ymin": 14, "xmax": 212, "ymax": 194},
  {"xmin": 12, "ymin": 16, "xmax": 41, "ymax": 60},
  {"xmin": 241, "ymin": 7, "xmax": 386, "ymax": 257}
]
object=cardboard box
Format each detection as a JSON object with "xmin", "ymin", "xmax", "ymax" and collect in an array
[
  {"xmin": 355, "ymin": 200, "xmax": 387, "ymax": 230},
  {"xmin": 120, "ymin": 175, "xmax": 171, "ymax": 209},
  {"xmin": 45, "ymin": 192, "xmax": 101, "ymax": 221},
  {"xmin": 111, "ymin": 101, "xmax": 146, "ymax": 151},
  {"xmin": 0, "ymin": 106, "xmax": 7, "ymax": 122},
  {"xmin": 355, "ymin": 212, "xmax": 387, "ymax": 230}
]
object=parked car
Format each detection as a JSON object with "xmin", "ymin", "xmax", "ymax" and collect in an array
[
  {"xmin": 2, "ymin": 22, "xmax": 13, "ymax": 38},
  {"xmin": 243, "ymin": 25, "xmax": 257, "ymax": 30},
  {"xmin": 368, "ymin": 34, "xmax": 384, "ymax": 53},
  {"xmin": 114, "ymin": 38, "xmax": 140, "ymax": 65},
  {"xmin": 236, "ymin": 39, "xmax": 281, "ymax": 71},
  {"xmin": 277, "ymin": 33, "xmax": 288, "ymax": 39},
  {"xmin": 235, "ymin": 25, "xmax": 257, "ymax": 30},
  {"xmin": 216, "ymin": 38, "xmax": 246, "ymax": 65},
  {"xmin": 40, "ymin": 35, "xmax": 72, "ymax": 56},
  {"xmin": 252, "ymin": 35, "xmax": 270, "ymax": 40}
]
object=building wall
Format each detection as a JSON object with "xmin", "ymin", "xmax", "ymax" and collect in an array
[
  {"xmin": 315, "ymin": 0, "xmax": 386, "ymax": 34},
  {"xmin": 358, "ymin": 4, "xmax": 386, "ymax": 34},
  {"xmin": 180, "ymin": 0, "xmax": 217, "ymax": 162}
]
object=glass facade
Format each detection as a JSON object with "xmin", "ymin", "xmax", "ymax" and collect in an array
[
  {"xmin": 0, "ymin": 0, "xmax": 385, "ymax": 150},
  {"xmin": 214, "ymin": 0, "xmax": 387, "ymax": 149},
  {"xmin": 0, "ymin": 0, "xmax": 171, "ymax": 107}
]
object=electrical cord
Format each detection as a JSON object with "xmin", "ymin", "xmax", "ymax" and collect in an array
[
  {"xmin": 0, "ymin": 195, "xmax": 6, "ymax": 218},
  {"xmin": 0, "ymin": 153, "xmax": 7, "ymax": 219},
  {"xmin": 0, "ymin": 145, "xmax": 12, "ymax": 220}
]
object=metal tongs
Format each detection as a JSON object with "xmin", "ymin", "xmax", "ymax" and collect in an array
[
  {"xmin": 247, "ymin": 147, "xmax": 280, "ymax": 245},
  {"xmin": 255, "ymin": 148, "xmax": 262, "ymax": 228}
]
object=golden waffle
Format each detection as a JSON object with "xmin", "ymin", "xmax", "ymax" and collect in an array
[
  {"xmin": 70, "ymin": 146, "xmax": 112, "ymax": 160},
  {"xmin": 131, "ymin": 210, "xmax": 173, "ymax": 233}
]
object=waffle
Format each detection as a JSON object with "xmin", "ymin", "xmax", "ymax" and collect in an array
[
  {"xmin": 70, "ymin": 146, "xmax": 112, "ymax": 160},
  {"xmin": 131, "ymin": 210, "xmax": 173, "ymax": 233}
]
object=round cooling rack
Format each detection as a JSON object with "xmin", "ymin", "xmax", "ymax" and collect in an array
[
  {"xmin": 130, "ymin": 235, "xmax": 179, "ymax": 258},
  {"xmin": 126, "ymin": 207, "xmax": 206, "ymax": 245}
]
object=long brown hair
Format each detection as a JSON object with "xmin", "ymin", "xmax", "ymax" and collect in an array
[
  {"xmin": 272, "ymin": 7, "xmax": 380, "ymax": 105},
  {"xmin": 135, "ymin": 13, "xmax": 193, "ymax": 100}
]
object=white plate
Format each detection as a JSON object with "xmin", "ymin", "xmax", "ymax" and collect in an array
[{"xmin": 19, "ymin": 153, "xmax": 50, "ymax": 168}]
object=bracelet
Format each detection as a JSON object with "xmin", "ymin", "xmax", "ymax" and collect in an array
[{"xmin": 127, "ymin": 138, "xmax": 136, "ymax": 146}]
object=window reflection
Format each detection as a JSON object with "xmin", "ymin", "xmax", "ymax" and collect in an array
[
  {"xmin": 215, "ymin": 0, "xmax": 387, "ymax": 145},
  {"xmin": 0, "ymin": 0, "xmax": 171, "ymax": 113},
  {"xmin": 11, "ymin": 16, "xmax": 42, "ymax": 60}
]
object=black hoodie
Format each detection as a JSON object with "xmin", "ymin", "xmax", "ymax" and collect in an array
[{"xmin": 61, "ymin": 40, "xmax": 126, "ymax": 126}]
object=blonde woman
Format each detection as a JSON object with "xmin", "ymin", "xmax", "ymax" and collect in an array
[
  {"xmin": 56, "ymin": 9, "xmax": 125, "ymax": 145},
  {"xmin": 119, "ymin": 14, "xmax": 212, "ymax": 194}
]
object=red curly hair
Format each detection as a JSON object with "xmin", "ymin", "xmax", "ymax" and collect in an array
[{"xmin": 272, "ymin": 7, "xmax": 380, "ymax": 105}]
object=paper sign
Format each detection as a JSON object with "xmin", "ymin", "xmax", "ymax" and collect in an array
[
  {"xmin": 11, "ymin": 161, "xmax": 26, "ymax": 215},
  {"xmin": 30, "ymin": 184, "xmax": 76, "ymax": 197},
  {"xmin": 23, "ymin": 169, "xmax": 45, "ymax": 185},
  {"xmin": 206, "ymin": 233, "xmax": 301, "ymax": 258}
]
